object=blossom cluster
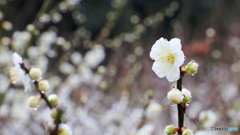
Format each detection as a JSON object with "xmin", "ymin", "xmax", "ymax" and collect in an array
[
  {"xmin": 150, "ymin": 37, "xmax": 199, "ymax": 135},
  {"xmin": 10, "ymin": 52, "xmax": 72, "ymax": 135}
]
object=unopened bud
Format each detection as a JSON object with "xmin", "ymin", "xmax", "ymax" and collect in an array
[
  {"xmin": 182, "ymin": 88, "xmax": 192, "ymax": 103},
  {"xmin": 38, "ymin": 80, "xmax": 50, "ymax": 91},
  {"xmin": 29, "ymin": 68, "xmax": 42, "ymax": 80},
  {"xmin": 164, "ymin": 125, "xmax": 177, "ymax": 135},
  {"xmin": 182, "ymin": 129, "xmax": 194, "ymax": 135},
  {"xmin": 183, "ymin": 60, "xmax": 199, "ymax": 75},
  {"xmin": 51, "ymin": 108, "xmax": 58, "ymax": 119},
  {"xmin": 48, "ymin": 94, "xmax": 58, "ymax": 107},
  {"xmin": 27, "ymin": 96, "xmax": 41, "ymax": 108},
  {"xmin": 167, "ymin": 88, "xmax": 184, "ymax": 104}
]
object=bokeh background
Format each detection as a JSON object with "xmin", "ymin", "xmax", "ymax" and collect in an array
[{"xmin": 0, "ymin": 0, "xmax": 239, "ymax": 135}]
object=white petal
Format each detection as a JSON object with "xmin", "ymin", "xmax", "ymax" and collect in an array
[
  {"xmin": 173, "ymin": 51, "xmax": 185, "ymax": 67},
  {"xmin": 152, "ymin": 62, "xmax": 166, "ymax": 78},
  {"xmin": 13, "ymin": 52, "xmax": 23, "ymax": 67},
  {"xmin": 170, "ymin": 38, "xmax": 182, "ymax": 50},
  {"xmin": 166, "ymin": 67, "xmax": 180, "ymax": 82},
  {"xmin": 149, "ymin": 49, "xmax": 159, "ymax": 60}
]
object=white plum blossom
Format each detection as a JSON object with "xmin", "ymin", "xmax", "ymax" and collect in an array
[
  {"xmin": 150, "ymin": 38, "xmax": 185, "ymax": 82},
  {"xmin": 58, "ymin": 123, "xmax": 73, "ymax": 135},
  {"xmin": 9, "ymin": 52, "xmax": 31, "ymax": 91}
]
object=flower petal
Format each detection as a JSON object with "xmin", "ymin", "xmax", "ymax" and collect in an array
[
  {"xmin": 170, "ymin": 38, "xmax": 181, "ymax": 50},
  {"xmin": 152, "ymin": 62, "xmax": 167, "ymax": 78},
  {"xmin": 13, "ymin": 52, "xmax": 23, "ymax": 67},
  {"xmin": 166, "ymin": 67, "xmax": 180, "ymax": 82},
  {"xmin": 150, "ymin": 48, "xmax": 159, "ymax": 60},
  {"xmin": 173, "ymin": 51, "xmax": 185, "ymax": 67}
]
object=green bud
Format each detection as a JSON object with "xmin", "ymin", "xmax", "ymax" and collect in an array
[
  {"xmin": 48, "ymin": 94, "xmax": 58, "ymax": 107},
  {"xmin": 182, "ymin": 129, "xmax": 194, "ymax": 135},
  {"xmin": 164, "ymin": 125, "xmax": 176, "ymax": 135},
  {"xmin": 182, "ymin": 88, "xmax": 192, "ymax": 103},
  {"xmin": 184, "ymin": 60, "xmax": 199, "ymax": 75},
  {"xmin": 51, "ymin": 108, "xmax": 58, "ymax": 119}
]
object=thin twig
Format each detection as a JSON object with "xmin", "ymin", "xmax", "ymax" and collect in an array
[{"xmin": 177, "ymin": 68, "xmax": 184, "ymax": 135}]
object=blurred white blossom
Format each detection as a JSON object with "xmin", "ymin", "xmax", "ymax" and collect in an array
[
  {"xmin": 11, "ymin": 31, "xmax": 31, "ymax": 52},
  {"xmin": 60, "ymin": 62, "xmax": 75, "ymax": 75},
  {"xmin": 71, "ymin": 51, "xmax": 82, "ymax": 65},
  {"xmin": 0, "ymin": 74, "xmax": 10, "ymax": 93},
  {"xmin": 145, "ymin": 101, "xmax": 162, "ymax": 119},
  {"xmin": 136, "ymin": 124, "xmax": 155, "ymax": 135},
  {"xmin": 38, "ymin": 31, "xmax": 57, "ymax": 54},
  {"xmin": 84, "ymin": 44, "xmax": 105, "ymax": 68},
  {"xmin": 199, "ymin": 110, "xmax": 217, "ymax": 128}
]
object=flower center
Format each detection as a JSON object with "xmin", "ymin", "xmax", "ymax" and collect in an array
[
  {"xmin": 165, "ymin": 53, "xmax": 175, "ymax": 64},
  {"xmin": 157, "ymin": 52, "xmax": 175, "ymax": 64}
]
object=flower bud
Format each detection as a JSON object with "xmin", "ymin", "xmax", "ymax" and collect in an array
[
  {"xmin": 184, "ymin": 60, "xmax": 199, "ymax": 75},
  {"xmin": 51, "ymin": 108, "xmax": 58, "ymax": 119},
  {"xmin": 38, "ymin": 80, "xmax": 50, "ymax": 92},
  {"xmin": 48, "ymin": 94, "xmax": 58, "ymax": 107},
  {"xmin": 145, "ymin": 100, "xmax": 162, "ymax": 119},
  {"xmin": 29, "ymin": 68, "xmax": 42, "ymax": 80},
  {"xmin": 164, "ymin": 125, "xmax": 176, "ymax": 135},
  {"xmin": 182, "ymin": 129, "xmax": 194, "ymax": 135},
  {"xmin": 167, "ymin": 88, "xmax": 184, "ymax": 104},
  {"xmin": 27, "ymin": 96, "xmax": 41, "ymax": 108},
  {"xmin": 182, "ymin": 88, "xmax": 192, "ymax": 103}
]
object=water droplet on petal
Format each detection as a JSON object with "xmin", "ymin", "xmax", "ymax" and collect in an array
[
  {"xmin": 41, "ymin": 91, "xmax": 45, "ymax": 94},
  {"xmin": 170, "ymin": 103, "xmax": 174, "ymax": 106},
  {"xmin": 186, "ymin": 103, "xmax": 190, "ymax": 106},
  {"xmin": 184, "ymin": 56, "xmax": 186, "ymax": 60}
]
